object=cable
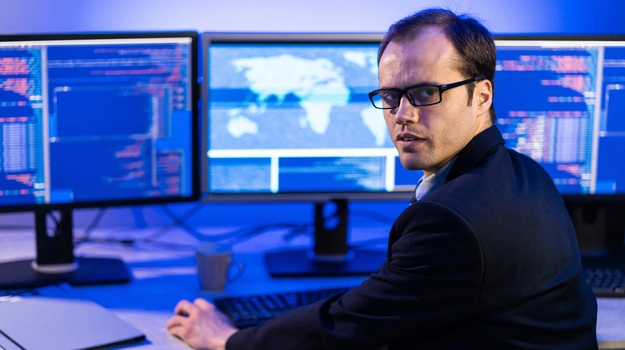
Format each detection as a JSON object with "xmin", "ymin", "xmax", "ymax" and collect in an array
[
  {"xmin": 78, "ymin": 207, "xmax": 107, "ymax": 242},
  {"xmin": 141, "ymin": 201, "xmax": 206, "ymax": 242},
  {"xmin": 76, "ymin": 219, "xmax": 312, "ymax": 253},
  {"xmin": 225, "ymin": 222, "xmax": 311, "ymax": 246},
  {"xmin": 73, "ymin": 202, "xmax": 315, "ymax": 252},
  {"xmin": 280, "ymin": 222, "xmax": 313, "ymax": 241},
  {"xmin": 76, "ymin": 203, "xmax": 205, "ymax": 246}
]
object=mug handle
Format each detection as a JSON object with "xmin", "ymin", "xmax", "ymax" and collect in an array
[{"xmin": 228, "ymin": 261, "xmax": 245, "ymax": 283}]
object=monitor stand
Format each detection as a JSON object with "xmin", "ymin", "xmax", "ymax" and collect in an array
[
  {"xmin": 0, "ymin": 209, "xmax": 131, "ymax": 290},
  {"xmin": 265, "ymin": 199, "xmax": 386, "ymax": 277}
]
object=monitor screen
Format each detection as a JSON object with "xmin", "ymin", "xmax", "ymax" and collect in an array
[
  {"xmin": 202, "ymin": 33, "xmax": 411, "ymax": 203},
  {"xmin": 0, "ymin": 32, "xmax": 199, "ymax": 289},
  {"xmin": 0, "ymin": 32, "xmax": 199, "ymax": 212},
  {"xmin": 494, "ymin": 36, "xmax": 625, "ymax": 199}
]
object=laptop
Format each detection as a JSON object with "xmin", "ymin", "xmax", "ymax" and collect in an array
[{"xmin": 0, "ymin": 284, "xmax": 145, "ymax": 350}]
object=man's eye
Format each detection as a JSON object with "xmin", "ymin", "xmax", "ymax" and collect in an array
[
  {"xmin": 381, "ymin": 91, "xmax": 399, "ymax": 103},
  {"xmin": 410, "ymin": 86, "xmax": 438, "ymax": 100}
]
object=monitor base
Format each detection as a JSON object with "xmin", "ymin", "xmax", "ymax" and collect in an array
[
  {"xmin": 0, "ymin": 257, "xmax": 131, "ymax": 290},
  {"xmin": 265, "ymin": 248, "xmax": 386, "ymax": 277}
]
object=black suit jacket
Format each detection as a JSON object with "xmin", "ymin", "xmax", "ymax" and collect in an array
[{"xmin": 227, "ymin": 125, "xmax": 598, "ymax": 349}]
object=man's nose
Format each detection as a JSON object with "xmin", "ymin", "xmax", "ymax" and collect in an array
[{"xmin": 394, "ymin": 95, "xmax": 419, "ymax": 125}]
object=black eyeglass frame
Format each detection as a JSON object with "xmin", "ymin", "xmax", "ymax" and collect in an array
[{"xmin": 368, "ymin": 75, "xmax": 486, "ymax": 109}]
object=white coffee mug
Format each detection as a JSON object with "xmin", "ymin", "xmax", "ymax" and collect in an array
[{"xmin": 195, "ymin": 241, "xmax": 244, "ymax": 292}]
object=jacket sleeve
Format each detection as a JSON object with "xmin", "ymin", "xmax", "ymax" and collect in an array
[{"xmin": 226, "ymin": 201, "xmax": 484, "ymax": 350}]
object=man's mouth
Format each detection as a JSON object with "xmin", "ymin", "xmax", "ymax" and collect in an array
[{"xmin": 396, "ymin": 133, "xmax": 424, "ymax": 142}]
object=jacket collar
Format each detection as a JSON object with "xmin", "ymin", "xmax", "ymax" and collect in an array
[{"xmin": 445, "ymin": 125, "xmax": 505, "ymax": 183}]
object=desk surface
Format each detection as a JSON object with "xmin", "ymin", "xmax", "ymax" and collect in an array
[{"xmin": 1, "ymin": 225, "xmax": 624, "ymax": 349}]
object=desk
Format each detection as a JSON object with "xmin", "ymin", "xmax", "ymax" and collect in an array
[
  {"xmin": 0, "ymin": 225, "xmax": 376, "ymax": 349},
  {"xmin": 1, "ymin": 225, "xmax": 625, "ymax": 349}
]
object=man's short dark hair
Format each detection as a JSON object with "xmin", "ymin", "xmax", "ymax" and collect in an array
[{"xmin": 378, "ymin": 8, "xmax": 497, "ymax": 121}]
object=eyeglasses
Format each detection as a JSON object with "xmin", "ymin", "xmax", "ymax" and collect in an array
[{"xmin": 368, "ymin": 75, "xmax": 486, "ymax": 109}]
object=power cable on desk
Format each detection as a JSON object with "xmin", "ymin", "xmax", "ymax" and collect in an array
[
  {"xmin": 147, "ymin": 203, "xmax": 392, "ymax": 246},
  {"xmin": 141, "ymin": 201, "xmax": 313, "ymax": 246},
  {"xmin": 74, "ymin": 219, "xmax": 385, "ymax": 259},
  {"xmin": 75, "ymin": 203, "xmax": 206, "ymax": 246},
  {"xmin": 71, "ymin": 203, "xmax": 395, "ymax": 249},
  {"xmin": 75, "ymin": 220, "xmax": 311, "ymax": 252},
  {"xmin": 79, "ymin": 207, "xmax": 107, "ymax": 241},
  {"xmin": 279, "ymin": 222, "xmax": 314, "ymax": 242},
  {"xmin": 73, "ymin": 203, "xmax": 392, "ymax": 252},
  {"xmin": 224, "ymin": 222, "xmax": 311, "ymax": 246},
  {"xmin": 141, "ymin": 201, "xmax": 207, "ymax": 242}
]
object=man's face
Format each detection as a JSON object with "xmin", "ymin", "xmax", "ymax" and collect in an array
[{"xmin": 378, "ymin": 26, "xmax": 492, "ymax": 176}]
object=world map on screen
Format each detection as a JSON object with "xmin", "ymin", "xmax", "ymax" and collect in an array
[{"xmin": 208, "ymin": 44, "xmax": 394, "ymax": 150}]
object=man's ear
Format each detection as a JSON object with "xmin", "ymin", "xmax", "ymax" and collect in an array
[{"xmin": 475, "ymin": 79, "xmax": 493, "ymax": 115}]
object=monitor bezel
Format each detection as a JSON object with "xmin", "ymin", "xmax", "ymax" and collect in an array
[
  {"xmin": 0, "ymin": 31, "xmax": 201, "ymax": 213},
  {"xmin": 494, "ymin": 34, "xmax": 625, "ymax": 202},
  {"xmin": 200, "ymin": 32, "xmax": 416, "ymax": 203}
]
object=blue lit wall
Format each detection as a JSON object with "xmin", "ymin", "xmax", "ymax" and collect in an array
[
  {"xmin": 0, "ymin": 0, "xmax": 623, "ymax": 35},
  {"xmin": 0, "ymin": 0, "xmax": 623, "ymax": 228}
]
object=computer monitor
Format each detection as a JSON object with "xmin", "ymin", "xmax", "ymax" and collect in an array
[
  {"xmin": 202, "ymin": 33, "xmax": 408, "ymax": 277},
  {"xmin": 0, "ymin": 32, "xmax": 199, "ymax": 289},
  {"xmin": 493, "ymin": 35, "xmax": 625, "ymax": 257}
]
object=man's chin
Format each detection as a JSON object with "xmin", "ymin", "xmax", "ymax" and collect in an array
[{"xmin": 398, "ymin": 158, "xmax": 424, "ymax": 171}]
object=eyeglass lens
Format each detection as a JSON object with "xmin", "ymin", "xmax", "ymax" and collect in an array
[{"xmin": 371, "ymin": 85, "xmax": 440, "ymax": 108}]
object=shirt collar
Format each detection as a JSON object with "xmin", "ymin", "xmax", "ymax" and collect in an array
[{"xmin": 414, "ymin": 156, "xmax": 458, "ymax": 202}]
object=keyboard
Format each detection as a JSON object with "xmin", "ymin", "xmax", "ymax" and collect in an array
[
  {"xmin": 214, "ymin": 266, "xmax": 624, "ymax": 329},
  {"xmin": 584, "ymin": 267, "xmax": 625, "ymax": 297},
  {"xmin": 214, "ymin": 286, "xmax": 352, "ymax": 328}
]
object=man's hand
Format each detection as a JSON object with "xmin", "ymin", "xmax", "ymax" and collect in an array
[{"xmin": 167, "ymin": 298, "xmax": 238, "ymax": 350}]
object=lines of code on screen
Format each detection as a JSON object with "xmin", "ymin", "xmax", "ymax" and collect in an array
[
  {"xmin": 0, "ymin": 46, "xmax": 44, "ymax": 205},
  {"xmin": 0, "ymin": 37, "xmax": 193, "ymax": 207},
  {"xmin": 495, "ymin": 41, "xmax": 625, "ymax": 194}
]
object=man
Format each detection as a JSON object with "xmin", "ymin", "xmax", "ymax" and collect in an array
[{"xmin": 167, "ymin": 8, "xmax": 598, "ymax": 349}]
